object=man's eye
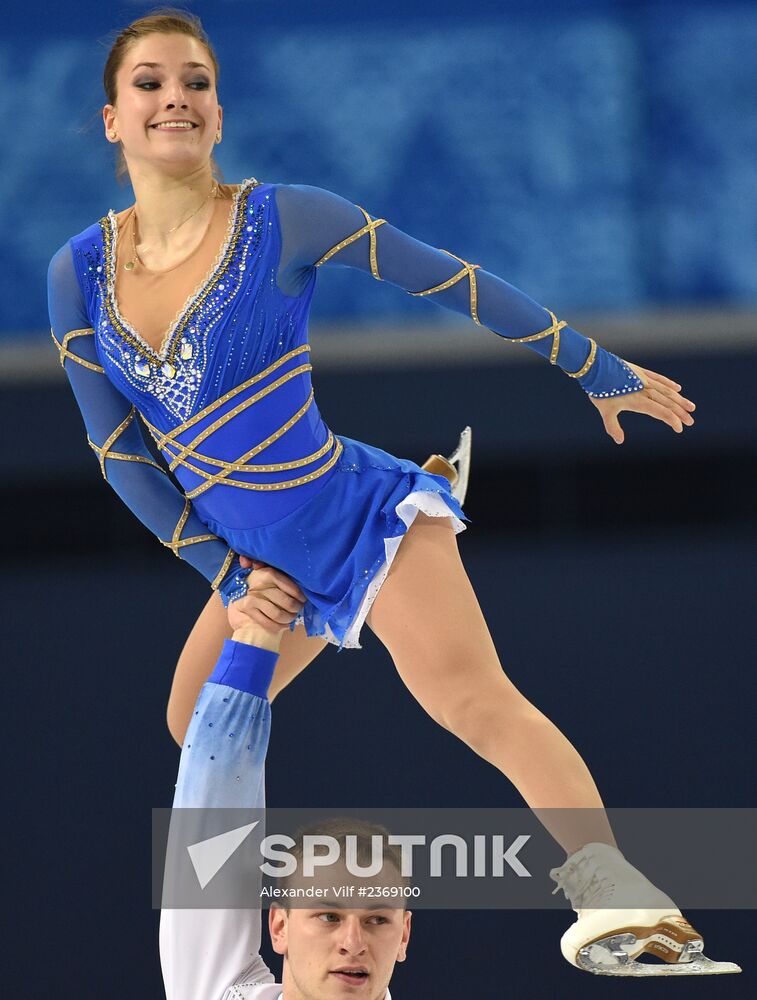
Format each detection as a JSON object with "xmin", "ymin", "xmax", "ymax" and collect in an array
[{"xmin": 317, "ymin": 912, "xmax": 339, "ymax": 922}]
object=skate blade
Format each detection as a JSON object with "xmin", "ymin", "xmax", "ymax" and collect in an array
[
  {"xmin": 578, "ymin": 934, "xmax": 741, "ymax": 976},
  {"xmin": 420, "ymin": 426, "xmax": 472, "ymax": 506},
  {"xmin": 586, "ymin": 954, "xmax": 742, "ymax": 977},
  {"xmin": 447, "ymin": 426, "xmax": 472, "ymax": 505}
]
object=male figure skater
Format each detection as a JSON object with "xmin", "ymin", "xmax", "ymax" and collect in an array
[{"xmin": 159, "ymin": 625, "xmax": 411, "ymax": 1000}]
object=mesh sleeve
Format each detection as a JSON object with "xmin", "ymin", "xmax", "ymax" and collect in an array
[
  {"xmin": 274, "ymin": 183, "xmax": 644, "ymax": 399},
  {"xmin": 47, "ymin": 242, "xmax": 250, "ymax": 606}
]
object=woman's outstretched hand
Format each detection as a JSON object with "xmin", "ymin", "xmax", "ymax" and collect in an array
[
  {"xmin": 227, "ymin": 555, "xmax": 307, "ymax": 635},
  {"xmin": 588, "ymin": 360, "xmax": 696, "ymax": 445}
]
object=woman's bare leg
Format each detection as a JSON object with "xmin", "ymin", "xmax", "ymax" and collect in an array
[
  {"xmin": 365, "ymin": 512, "xmax": 617, "ymax": 857},
  {"xmin": 166, "ymin": 590, "xmax": 329, "ymax": 746}
]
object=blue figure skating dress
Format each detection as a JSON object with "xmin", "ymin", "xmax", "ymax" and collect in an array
[{"xmin": 47, "ymin": 178, "xmax": 643, "ymax": 650}]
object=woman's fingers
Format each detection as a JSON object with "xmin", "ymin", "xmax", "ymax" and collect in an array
[
  {"xmin": 628, "ymin": 391, "xmax": 687, "ymax": 432},
  {"xmin": 594, "ymin": 359, "xmax": 699, "ymax": 444},
  {"xmin": 641, "ymin": 372, "xmax": 696, "ymax": 414},
  {"xmin": 635, "ymin": 364, "xmax": 681, "ymax": 391},
  {"xmin": 644, "ymin": 385, "xmax": 695, "ymax": 427},
  {"xmin": 601, "ymin": 409, "xmax": 625, "ymax": 444}
]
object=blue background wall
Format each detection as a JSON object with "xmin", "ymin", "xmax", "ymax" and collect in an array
[{"xmin": 2, "ymin": 0, "xmax": 757, "ymax": 334}]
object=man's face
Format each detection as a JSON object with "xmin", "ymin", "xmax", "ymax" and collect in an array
[{"xmin": 269, "ymin": 862, "xmax": 411, "ymax": 1000}]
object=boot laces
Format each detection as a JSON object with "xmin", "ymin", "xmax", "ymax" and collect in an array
[{"xmin": 550, "ymin": 855, "xmax": 615, "ymax": 911}]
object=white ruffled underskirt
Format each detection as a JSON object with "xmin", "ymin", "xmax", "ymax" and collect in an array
[{"xmin": 323, "ymin": 489, "xmax": 467, "ymax": 650}]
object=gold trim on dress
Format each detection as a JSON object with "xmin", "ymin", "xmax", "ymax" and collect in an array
[
  {"xmin": 311, "ymin": 207, "xmax": 484, "ymax": 323},
  {"xmin": 313, "ymin": 205, "xmax": 386, "ymax": 277},
  {"xmin": 87, "ymin": 405, "xmax": 166, "ymax": 479},
  {"xmin": 163, "ymin": 364, "xmax": 313, "ymax": 472},
  {"xmin": 135, "ymin": 342, "xmax": 341, "ymax": 493},
  {"xmin": 311, "ymin": 211, "xmax": 600, "ymax": 379},
  {"xmin": 158, "ymin": 498, "xmax": 218, "ymax": 556},
  {"xmin": 146, "ymin": 344, "xmax": 313, "ymax": 447},
  {"xmin": 99, "ymin": 178, "xmax": 263, "ymax": 365},
  {"xmin": 51, "ymin": 327, "xmax": 105, "ymax": 374},
  {"xmin": 507, "ymin": 308, "xmax": 567, "ymax": 365},
  {"xmin": 564, "ymin": 338, "xmax": 598, "ymax": 379},
  {"xmin": 183, "ymin": 434, "xmax": 343, "ymax": 495},
  {"xmin": 406, "ymin": 249, "xmax": 483, "ymax": 324},
  {"xmin": 210, "ymin": 548, "xmax": 236, "ymax": 591},
  {"xmin": 153, "ymin": 391, "xmax": 320, "ymax": 475}
]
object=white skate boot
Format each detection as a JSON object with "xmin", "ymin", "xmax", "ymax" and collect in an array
[
  {"xmin": 550, "ymin": 842, "xmax": 741, "ymax": 977},
  {"xmin": 421, "ymin": 425, "xmax": 472, "ymax": 505}
]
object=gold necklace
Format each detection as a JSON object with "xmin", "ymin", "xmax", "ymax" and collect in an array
[{"xmin": 124, "ymin": 180, "xmax": 219, "ymax": 271}]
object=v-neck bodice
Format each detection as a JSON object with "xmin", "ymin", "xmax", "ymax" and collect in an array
[
  {"xmin": 72, "ymin": 178, "xmax": 317, "ymax": 432},
  {"xmin": 109, "ymin": 185, "xmax": 241, "ymax": 357},
  {"xmin": 105, "ymin": 179, "xmax": 257, "ymax": 363}
]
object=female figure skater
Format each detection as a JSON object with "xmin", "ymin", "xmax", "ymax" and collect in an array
[{"xmin": 47, "ymin": 9, "xmax": 739, "ymax": 978}]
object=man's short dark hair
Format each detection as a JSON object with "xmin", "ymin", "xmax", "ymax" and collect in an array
[{"xmin": 275, "ymin": 815, "xmax": 412, "ymax": 912}]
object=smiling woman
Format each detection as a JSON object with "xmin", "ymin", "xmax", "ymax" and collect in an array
[{"xmin": 102, "ymin": 9, "xmax": 223, "ymax": 189}]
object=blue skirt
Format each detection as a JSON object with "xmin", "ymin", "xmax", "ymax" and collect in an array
[{"xmin": 206, "ymin": 434, "xmax": 470, "ymax": 651}]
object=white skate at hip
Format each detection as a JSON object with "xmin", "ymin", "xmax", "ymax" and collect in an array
[{"xmin": 421, "ymin": 426, "xmax": 472, "ymax": 505}]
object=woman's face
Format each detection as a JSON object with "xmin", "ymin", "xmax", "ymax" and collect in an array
[{"xmin": 103, "ymin": 32, "xmax": 222, "ymax": 178}]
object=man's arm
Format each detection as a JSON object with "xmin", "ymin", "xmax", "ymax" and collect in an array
[{"xmin": 159, "ymin": 640, "xmax": 279, "ymax": 1000}]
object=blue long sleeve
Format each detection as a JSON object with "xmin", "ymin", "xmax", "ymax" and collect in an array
[
  {"xmin": 160, "ymin": 641, "xmax": 278, "ymax": 999},
  {"xmin": 47, "ymin": 242, "xmax": 250, "ymax": 606},
  {"xmin": 274, "ymin": 184, "xmax": 644, "ymax": 399}
]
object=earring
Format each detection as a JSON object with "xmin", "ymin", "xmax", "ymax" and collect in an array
[
  {"xmin": 215, "ymin": 132, "xmax": 222, "ymax": 144},
  {"xmin": 108, "ymin": 130, "xmax": 118, "ymax": 140}
]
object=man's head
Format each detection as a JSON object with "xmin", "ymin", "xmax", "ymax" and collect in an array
[{"xmin": 269, "ymin": 818, "xmax": 412, "ymax": 1000}]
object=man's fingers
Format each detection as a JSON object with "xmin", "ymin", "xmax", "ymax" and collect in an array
[
  {"xmin": 240, "ymin": 584, "xmax": 303, "ymax": 614},
  {"xmin": 252, "ymin": 596, "xmax": 298, "ymax": 625},
  {"xmin": 252, "ymin": 567, "xmax": 306, "ymax": 603},
  {"xmin": 262, "ymin": 589, "xmax": 304, "ymax": 614}
]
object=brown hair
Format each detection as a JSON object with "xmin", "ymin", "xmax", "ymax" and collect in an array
[
  {"xmin": 102, "ymin": 6, "xmax": 224, "ymax": 185},
  {"xmin": 275, "ymin": 816, "xmax": 412, "ymax": 913}
]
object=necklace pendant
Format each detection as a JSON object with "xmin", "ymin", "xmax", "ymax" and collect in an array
[{"xmin": 124, "ymin": 260, "xmax": 135, "ymax": 271}]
